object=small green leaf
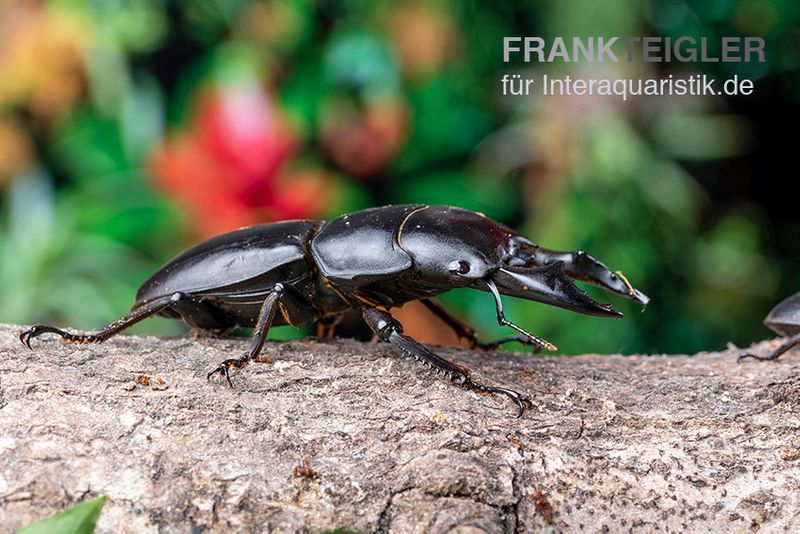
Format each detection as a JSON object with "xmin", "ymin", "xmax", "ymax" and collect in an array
[{"xmin": 17, "ymin": 496, "xmax": 107, "ymax": 534}]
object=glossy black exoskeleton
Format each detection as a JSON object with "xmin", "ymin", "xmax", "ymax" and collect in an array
[
  {"xmin": 20, "ymin": 205, "xmax": 649, "ymax": 416},
  {"xmin": 739, "ymin": 292, "xmax": 800, "ymax": 362}
]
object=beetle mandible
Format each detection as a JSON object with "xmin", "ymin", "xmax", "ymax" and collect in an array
[
  {"xmin": 739, "ymin": 291, "xmax": 800, "ymax": 362},
  {"xmin": 19, "ymin": 205, "xmax": 649, "ymax": 416}
]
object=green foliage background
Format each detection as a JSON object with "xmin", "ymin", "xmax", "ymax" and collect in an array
[{"xmin": 1, "ymin": 0, "xmax": 798, "ymax": 355}]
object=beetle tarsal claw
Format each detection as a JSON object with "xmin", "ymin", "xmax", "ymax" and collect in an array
[
  {"xmin": 207, "ymin": 357, "xmax": 249, "ymax": 387},
  {"xmin": 19, "ymin": 329, "xmax": 33, "ymax": 350},
  {"xmin": 467, "ymin": 380, "xmax": 533, "ymax": 417},
  {"xmin": 18, "ymin": 324, "xmax": 100, "ymax": 349},
  {"xmin": 737, "ymin": 349, "xmax": 783, "ymax": 362},
  {"xmin": 737, "ymin": 351, "xmax": 760, "ymax": 362}
]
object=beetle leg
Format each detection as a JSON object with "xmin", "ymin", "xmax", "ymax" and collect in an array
[
  {"xmin": 207, "ymin": 284, "xmax": 285, "ymax": 386},
  {"xmin": 315, "ymin": 322, "xmax": 336, "ymax": 338},
  {"xmin": 19, "ymin": 292, "xmax": 186, "ymax": 349},
  {"xmin": 482, "ymin": 279, "xmax": 558, "ymax": 352},
  {"xmin": 362, "ymin": 307, "xmax": 533, "ymax": 417},
  {"xmin": 192, "ymin": 327, "xmax": 234, "ymax": 340},
  {"xmin": 419, "ymin": 299, "xmax": 542, "ymax": 351},
  {"xmin": 738, "ymin": 334, "xmax": 800, "ymax": 362},
  {"xmin": 528, "ymin": 248, "xmax": 650, "ymax": 307}
]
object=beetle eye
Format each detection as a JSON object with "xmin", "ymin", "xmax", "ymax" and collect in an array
[{"xmin": 449, "ymin": 260, "xmax": 471, "ymax": 275}]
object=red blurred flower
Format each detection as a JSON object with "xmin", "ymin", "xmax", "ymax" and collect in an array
[{"xmin": 151, "ymin": 84, "xmax": 331, "ymax": 237}]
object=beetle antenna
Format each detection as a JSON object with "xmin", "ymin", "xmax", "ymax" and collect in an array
[{"xmin": 482, "ymin": 278, "xmax": 557, "ymax": 352}]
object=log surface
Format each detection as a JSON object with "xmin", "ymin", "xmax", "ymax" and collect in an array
[{"xmin": 0, "ymin": 324, "xmax": 798, "ymax": 533}]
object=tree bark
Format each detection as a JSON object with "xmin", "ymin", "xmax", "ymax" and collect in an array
[{"xmin": 0, "ymin": 324, "xmax": 798, "ymax": 533}]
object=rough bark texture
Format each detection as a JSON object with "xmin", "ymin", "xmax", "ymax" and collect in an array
[{"xmin": 0, "ymin": 323, "xmax": 799, "ymax": 533}]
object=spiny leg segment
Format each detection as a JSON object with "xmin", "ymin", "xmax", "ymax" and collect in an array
[{"xmin": 362, "ymin": 306, "xmax": 532, "ymax": 417}]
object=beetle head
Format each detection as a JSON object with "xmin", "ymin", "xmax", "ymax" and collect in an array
[
  {"xmin": 399, "ymin": 206, "xmax": 645, "ymax": 317},
  {"xmin": 399, "ymin": 206, "xmax": 519, "ymax": 286}
]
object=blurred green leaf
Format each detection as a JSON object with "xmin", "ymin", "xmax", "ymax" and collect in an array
[
  {"xmin": 51, "ymin": 109, "xmax": 128, "ymax": 182},
  {"xmin": 391, "ymin": 170, "xmax": 518, "ymax": 221},
  {"xmin": 179, "ymin": 0, "xmax": 248, "ymax": 43},
  {"xmin": 324, "ymin": 174, "xmax": 374, "ymax": 218},
  {"xmin": 1, "ymin": 0, "xmax": 797, "ymax": 356},
  {"xmin": 651, "ymin": 114, "xmax": 752, "ymax": 160},
  {"xmin": 17, "ymin": 496, "xmax": 106, "ymax": 534},
  {"xmin": 393, "ymin": 78, "xmax": 492, "ymax": 173}
]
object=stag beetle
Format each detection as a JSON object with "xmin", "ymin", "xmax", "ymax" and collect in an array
[
  {"xmin": 739, "ymin": 292, "xmax": 800, "ymax": 362},
  {"xmin": 19, "ymin": 205, "xmax": 649, "ymax": 416}
]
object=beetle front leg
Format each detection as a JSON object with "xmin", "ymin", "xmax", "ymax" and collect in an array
[
  {"xmin": 738, "ymin": 334, "xmax": 800, "ymax": 362},
  {"xmin": 362, "ymin": 307, "xmax": 533, "ymax": 417},
  {"xmin": 481, "ymin": 279, "xmax": 558, "ymax": 352},
  {"xmin": 419, "ymin": 299, "xmax": 542, "ymax": 351},
  {"xmin": 207, "ymin": 284, "xmax": 285, "ymax": 386}
]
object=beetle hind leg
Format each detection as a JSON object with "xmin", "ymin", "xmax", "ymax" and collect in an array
[
  {"xmin": 738, "ymin": 334, "xmax": 800, "ymax": 362},
  {"xmin": 19, "ymin": 292, "xmax": 186, "ymax": 349},
  {"xmin": 362, "ymin": 307, "xmax": 532, "ymax": 417},
  {"xmin": 192, "ymin": 327, "xmax": 234, "ymax": 340},
  {"xmin": 315, "ymin": 316, "xmax": 339, "ymax": 339}
]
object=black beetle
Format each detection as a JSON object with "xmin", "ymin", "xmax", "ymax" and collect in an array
[
  {"xmin": 739, "ymin": 292, "xmax": 800, "ymax": 362},
  {"xmin": 19, "ymin": 204, "xmax": 648, "ymax": 416}
]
